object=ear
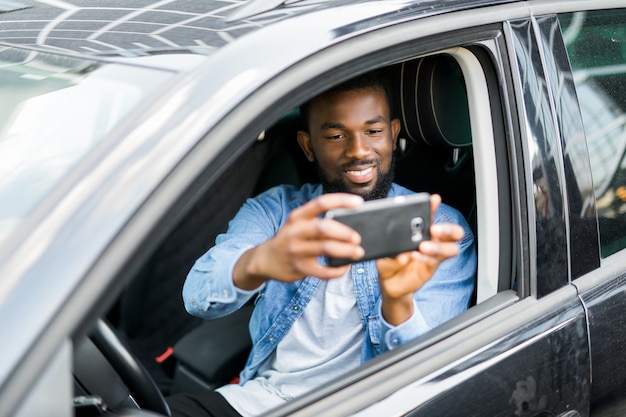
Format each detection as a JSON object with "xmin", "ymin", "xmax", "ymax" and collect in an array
[
  {"xmin": 297, "ymin": 130, "xmax": 315, "ymax": 162},
  {"xmin": 391, "ymin": 118, "xmax": 401, "ymax": 151}
]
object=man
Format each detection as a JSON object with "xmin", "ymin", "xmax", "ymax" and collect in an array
[{"xmin": 168, "ymin": 70, "xmax": 476, "ymax": 417}]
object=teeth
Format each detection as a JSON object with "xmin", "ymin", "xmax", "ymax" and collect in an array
[{"xmin": 347, "ymin": 167, "xmax": 373, "ymax": 176}]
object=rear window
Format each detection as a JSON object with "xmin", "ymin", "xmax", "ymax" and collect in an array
[{"xmin": 559, "ymin": 9, "xmax": 626, "ymax": 257}]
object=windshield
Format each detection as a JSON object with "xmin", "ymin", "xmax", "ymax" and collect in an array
[{"xmin": 0, "ymin": 46, "xmax": 172, "ymax": 243}]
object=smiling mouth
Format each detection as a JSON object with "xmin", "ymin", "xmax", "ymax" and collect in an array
[
  {"xmin": 343, "ymin": 164, "xmax": 376, "ymax": 185},
  {"xmin": 346, "ymin": 166, "xmax": 374, "ymax": 177}
]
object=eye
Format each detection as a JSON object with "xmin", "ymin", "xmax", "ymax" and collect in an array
[
  {"xmin": 326, "ymin": 133, "xmax": 345, "ymax": 140},
  {"xmin": 366, "ymin": 129, "xmax": 383, "ymax": 135}
]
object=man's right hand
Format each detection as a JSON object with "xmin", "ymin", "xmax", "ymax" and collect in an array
[{"xmin": 233, "ymin": 193, "xmax": 365, "ymax": 290}]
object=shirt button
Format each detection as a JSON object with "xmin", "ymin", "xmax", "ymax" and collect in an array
[
  {"xmin": 293, "ymin": 305, "xmax": 299, "ymax": 311},
  {"xmin": 357, "ymin": 267, "xmax": 365, "ymax": 274},
  {"xmin": 269, "ymin": 337, "xmax": 275, "ymax": 343},
  {"xmin": 391, "ymin": 338, "xmax": 399, "ymax": 346},
  {"xmin": 223, "ymin": 289, "xmax": 230, "ymax": 298}
]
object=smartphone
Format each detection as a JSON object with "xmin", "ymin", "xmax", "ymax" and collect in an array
[{"xmin": 325, "ymin": 192, "xmax": 431, "ymax": 267}]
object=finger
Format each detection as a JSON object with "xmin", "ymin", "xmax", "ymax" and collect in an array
[
  {"xmin": 284, "ymin": 216, "xmax": 361, "ymax": 244},
  {"xmin": 307, "ymin": 263, "xmax": 352, "ymax": 280},
  {"xmin": 386, "ymin": 251, "xmax": 413, "ymax": 265},
  {"xmin": 410, "ymin": 251, "xmax": 441, "ymax": 274},
  {"xmin": 418, "ymin": 241, "xmax": 460, "ymax": 259},
  {"xmin": 317, "ymin": 218, "xmax": 362, "ymax": 243},
  {"xmin": 429, "ymin": 193, "xmax": 441, "ymax": 220},
  {"xmin": 376, "ymin": 257, "xmax": 400, "ymax": 277},
  {"xmin": 282, "ymin": 253, "xmax": 352, "ymax": 280},
  {"xmin": 430, "ymin": 223, "xmax": 465, "ymax": 242},
  {"xmin": 290, "ymin": 193, "xmax": 364, "ymax": 221},
  {"xmin": 288, "ymin": 239, "xmax": 364, "ymax": 261},
  {"xmin": 376, "ymin": 252, "xmax": 412, "ymax": 279}
]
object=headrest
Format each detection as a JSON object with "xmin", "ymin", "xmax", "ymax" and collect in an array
[{"xmin": 392, "ymin": 54, "xmax": 472, "ymax": 148}]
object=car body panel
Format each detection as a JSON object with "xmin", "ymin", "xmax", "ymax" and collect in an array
[
  {"xmin": 508, "ymin": 17, "xmax": 570, "ymax": 298},
  {"xmin": 402, "ymin": 297, "xmax": 589, "ymax": 417},
  {"xmin": 575, "ymin": 264, "xmax": 626, "ymax": 416},
  {"xmin": 534, "ymin": 14, "xmax": 600, "ymax": 280},
  {"xmin": 0, "ymin": 0, "xmax": 518, "ymax": 59}
]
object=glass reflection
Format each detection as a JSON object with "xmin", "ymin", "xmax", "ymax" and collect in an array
[
  {"xmin": 560, "ymin": 10, "xmax": 626, "ymax": 257},
  {"xmin": 0, "ymin": 48, "xmax": 171, "ymax": 243}
]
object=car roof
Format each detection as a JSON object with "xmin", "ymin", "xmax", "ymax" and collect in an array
[{"xmin": 0, "ymin": 0, "xmax": 517, "ymax": 63}]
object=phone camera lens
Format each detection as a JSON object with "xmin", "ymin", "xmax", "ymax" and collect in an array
[{"xmin": 410, "ymin": 217, "xmax": 424, "ymax": 242}]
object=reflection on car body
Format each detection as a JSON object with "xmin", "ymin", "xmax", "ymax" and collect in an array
[{"xmin": 0, "ymin": 1, "xmax": 625, "ymax": 417}]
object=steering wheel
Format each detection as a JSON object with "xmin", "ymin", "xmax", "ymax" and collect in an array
[{"xmin": 86, "ymin": 319, "xmax": 171, "ymax": 416}]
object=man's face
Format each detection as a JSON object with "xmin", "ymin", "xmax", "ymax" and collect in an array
[{"xmin": 297, "ymin": 86, "xmax": 400, "ymax": 200}]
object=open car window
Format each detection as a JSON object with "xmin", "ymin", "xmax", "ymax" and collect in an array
[{"xmin": 97, "ymin": 36, "xmax": 516, "ymax": 413}]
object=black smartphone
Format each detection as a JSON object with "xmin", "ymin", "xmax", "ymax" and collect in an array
[{"xmin": 325, "ymin": 192, "xmax": 431, "ymax": 267}]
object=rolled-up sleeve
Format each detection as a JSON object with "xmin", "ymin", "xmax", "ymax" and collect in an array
[{"xmin": 378, "ymin": 299, "xmax": 429, "ymax": 350}]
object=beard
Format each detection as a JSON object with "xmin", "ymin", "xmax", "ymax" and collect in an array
[{"xmin": 315, "ymin": 152, "xmax": 396, "ymax": 201}]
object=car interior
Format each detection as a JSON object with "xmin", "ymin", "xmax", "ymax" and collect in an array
[
  {"xmin": 166, "ymin": 52, "xmax": 480, "ymax": 397},
  {"xmin": 73, "ymin": 46, "xmax": 507, "ymax": 416}
]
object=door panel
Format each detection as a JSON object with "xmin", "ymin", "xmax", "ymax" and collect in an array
[
  {"xmin": 404, "ymin": 303, "xmax": 590, "ymax": 417},
  {"xmin": 347, "ymin": 292, "xmax": 589, "ymax": 417},
  {"xmin": 557, "ymin": 8, "xmax": 626, "ymax": 415},
  {"xmin": 576, "ymin": 271, "xmax": 626, "ymax": 416}
]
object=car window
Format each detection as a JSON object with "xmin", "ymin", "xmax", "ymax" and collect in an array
[
  {"xmin": 559, "ymin": 9, "xmax": 626, "ymax": 258},
  {"xmin": 0, "ymin": 47, "xmax": 172, "ymax": 244},
  {"xmin": 132, "ymin": 44, "xmax": 513, "ymax": 404}
]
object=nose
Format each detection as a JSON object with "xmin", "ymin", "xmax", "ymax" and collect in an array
[{"xmin": 345, "ymin": 133, "xmax": 371, "ymax": 159}]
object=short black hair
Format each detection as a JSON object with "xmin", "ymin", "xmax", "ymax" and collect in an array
[{"xmin": 299, "ymin": 69, "xmax": 393, "ymax": 132}]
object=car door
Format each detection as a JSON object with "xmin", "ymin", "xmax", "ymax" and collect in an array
[
  {"xmin": 250, "ymin": 8, "xmax": 592, "ymax": 417},
  {"xmin": 557, "ymin": 7, "xmax": 626, "ymax": 417}
]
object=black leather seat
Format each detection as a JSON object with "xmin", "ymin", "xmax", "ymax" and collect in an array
[
  {"xmin": 114, "ymin": 135, "xmax": 293, "ymax": 393},
  {"xmin": 389, "ymin": 54, "xmax": 476, "ymax": 234},
  {"xmin": 165, "ymin": 117, "xmax": 307, "ymax": 395}
]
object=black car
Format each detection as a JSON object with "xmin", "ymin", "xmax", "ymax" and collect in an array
[{"xmin": 0, "ymin": 1, "xmax": 625, "ymax": 416}]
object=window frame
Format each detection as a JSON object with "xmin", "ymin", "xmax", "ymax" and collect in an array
[{"xmin": 188, "ymin": 23, "xmax": 520, "ymax": 417}]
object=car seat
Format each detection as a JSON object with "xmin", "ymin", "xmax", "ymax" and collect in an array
[
  {"xmin": 387, "ymin": 54, "xmax": 476, "ymax": 234},
  {"xmin": 164, "ymin": 112, "xmax": 310, "ymax": 395}
]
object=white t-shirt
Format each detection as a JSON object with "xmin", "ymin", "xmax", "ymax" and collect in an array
[{"xmin": 218, "ymin": 269, "xmax": 364, "ymax": 416}]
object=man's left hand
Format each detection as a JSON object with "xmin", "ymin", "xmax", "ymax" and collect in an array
[{"xmin": 376, "ymin": 194, "xmax": 465, "ymax": 326}]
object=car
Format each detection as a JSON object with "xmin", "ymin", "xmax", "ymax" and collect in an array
[{"xmin": 0, "ymin": 0, "xmax": 625, "ymax": 416}]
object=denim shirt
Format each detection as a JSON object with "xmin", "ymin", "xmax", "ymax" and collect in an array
[{"xmin": 183, "ymin": 183, "xmax": 476, "ymax": 384}]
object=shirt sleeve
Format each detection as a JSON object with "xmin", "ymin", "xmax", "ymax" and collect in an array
[
  {"xmin": 378, "ymin": 299, "xmax": 429, "ymax": 350},
  {"xmin": 182, "ymin": 192, "xmax": 280, "ymax": 319}
]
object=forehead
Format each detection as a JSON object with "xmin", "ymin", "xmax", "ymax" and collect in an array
[{"xmin": 308, "ymin": 86, "xmax": 390, "ymax": 124}]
